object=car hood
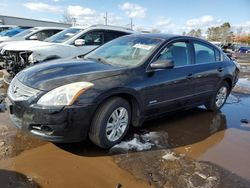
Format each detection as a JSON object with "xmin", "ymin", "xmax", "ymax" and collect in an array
[
  {"xmin": 0, "ymin": 40, "xmax": 25, "ymax": 49},
  {"xmin": 0, "ymin": 36, "xmax": 10, "ymax": 42},
  {"xmin": 17, "ymin": 58, "xmax": 126, "ymax": 91},
  {"xmin": 1, "ymin": 37, "xmax": 23, "ymax": 42},
  {"xmin": 3, "ymin": 40, "xmax": 57, "ymax": 51}
]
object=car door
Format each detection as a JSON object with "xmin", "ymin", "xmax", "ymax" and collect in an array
[
  {"xmin": 144, "ymin": 40, "xmax": 197, "ymax": 115},
  {"xmin": 73, "ymin": 30, "xmax": 105, "ymax": 54},
  {"xmin": 190, "ymin": 41, "xmax": 223, "ymax": 100}
]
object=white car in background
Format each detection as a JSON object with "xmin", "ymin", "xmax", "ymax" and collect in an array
[
  {"xmin": 1, "ymin": 25, "xmax": 134, "ymax": 76},
  {"xmin": 0, "ymin": 25, "xmax": 16, "ymax": 32},
  {"xmin": 0, "ymin": 27, "xmax": 64, "ymax": 44}
]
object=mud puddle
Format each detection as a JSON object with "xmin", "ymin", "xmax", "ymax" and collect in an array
[
  {"xmin": 0, "ymin": 114, "xmax": 150, "ymax": 188},
  {"xmin": 0, "ymin": 143, "xmax": 150, "ymax": 188},
  {"xmin": 109, "ymin": 91, "xmax": 250, "ymax": 187}
]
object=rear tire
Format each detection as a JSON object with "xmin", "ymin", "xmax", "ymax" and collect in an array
[
  {"xmin": 205, "ymin": 81, "xmax": 229, "ymax": 111},
  {"xmin": 89, "ymin": 97, "xmax": 131, "ymax": 148}
]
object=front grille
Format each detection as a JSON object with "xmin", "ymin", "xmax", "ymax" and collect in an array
[
  {"xmin": 1, "ymin": 50, "xmax": 32, "ymax": 76},
  {"xmin": 3, "ymin": 50, "xmax": 21, "ymax": 62},
  {"xmin": 8, "ymin": 77, "xmax": 40, "ymax": 101}
]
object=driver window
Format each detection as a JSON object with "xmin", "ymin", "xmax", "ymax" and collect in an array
[
  {"xmin": 78, "ymin": 31, "xmax": 104, "ymax": 45},
  {"xmin": 157, "ymin": 41, "xmax": 191, "ymax": 66}
]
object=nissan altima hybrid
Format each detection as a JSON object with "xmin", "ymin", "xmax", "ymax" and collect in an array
[{"xmin": 7, "ymin": 34, "xmax": 240, "ymax": 148}]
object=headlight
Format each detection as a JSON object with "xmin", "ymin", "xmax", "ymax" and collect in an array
[
  {"xmin": 37, "ymin": 82, "xmax": 94, "ymax": 106},
  {"xmin": 28, "ymin": 53, "xmax": 36, "ymax": 64}
]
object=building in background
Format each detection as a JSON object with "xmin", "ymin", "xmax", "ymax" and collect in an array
[{"xmin": 0, "ymin": 15, "xmax": 71, "ymax": 28}]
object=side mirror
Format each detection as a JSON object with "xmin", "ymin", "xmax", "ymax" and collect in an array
[
  {"xmin": 74, "ymin": 39, "xmax": 85, "ymax": 46},
  {"xmin": 29, "ymin": 35, "xmax": 38, "ymax": 40},
  {"xmin": 150, "ymin": 59, "xmax": 174, "ymax": 70}
]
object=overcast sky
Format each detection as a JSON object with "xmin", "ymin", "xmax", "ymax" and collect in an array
[{"xmin": 0, "ymin": 0, "xmax": 249, "ymax": 33}]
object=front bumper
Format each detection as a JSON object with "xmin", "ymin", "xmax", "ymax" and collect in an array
[{"xmin": 7, "ymin": 98, "xmax": 96, "ymax": 143}]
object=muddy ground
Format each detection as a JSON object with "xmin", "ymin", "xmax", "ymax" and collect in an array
[{"xmin": 0, "ymin": 55, "xmax": 250, "ymax": 188}]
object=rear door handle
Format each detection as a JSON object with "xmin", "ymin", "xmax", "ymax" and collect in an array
[
  {"xmin": 186, "ymin": 74, "xmax": 193, "ymax": 80},
  {"xmin": 217, "ymin": 67, "xmax": 224, "ymax": 72}
]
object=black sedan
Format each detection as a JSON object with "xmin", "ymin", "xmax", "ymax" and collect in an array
[{"xmin": 7, "ymin": 34, "xmax": 240, "ymax": 148}]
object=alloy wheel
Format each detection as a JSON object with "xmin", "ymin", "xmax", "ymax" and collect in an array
[
  {"xmin": 106, "ymin": 107, "xmax": 129, "ymax": 142},
  {"xmin": 215, "ymin": 86, "xmax": 228, "ymax": 108}
]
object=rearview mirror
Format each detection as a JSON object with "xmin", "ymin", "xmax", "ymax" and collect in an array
[
  {"xmin": 150, "ymin": 59, "xmax": 174, "ymax": 69},
  {"xmin": 74, "ymin": 39, "xmax": 85, "ymax": 46},
  {"xmin": 29, "ymin": 35, "xmax": 38, "ymax": 40}
]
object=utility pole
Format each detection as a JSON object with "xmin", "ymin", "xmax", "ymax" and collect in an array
[
  {"xmin": 72, "ymin": 17, "xmax": 76, "ymax": 26},
  {"xmin": 130, "ymin": 18, "xmax": 133, "ymax": 30},
  {"xmin": 104, "ymin": 12, "xmax": 108, "ymax": 25}
]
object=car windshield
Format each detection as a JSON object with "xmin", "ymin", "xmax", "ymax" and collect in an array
[
  {"xmin": 14, "ymin": 28, "xmax": 37, "ymax": 37},
  {"xmin": 85, "ymin": 36, "xmax": 163, "ymax": 67},
  {"xmin": 45, "ymin": 28, "xmax": 82, "ymax": 43},
  {"xmin": 0, "ymin": 28, "xmax": 25, "ymax": 37}
]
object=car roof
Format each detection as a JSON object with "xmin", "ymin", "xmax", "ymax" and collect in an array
[
  {"xmin": 31, "ymin": 27, "xmax": 66, "ymax": 30},
  {"xmin": 88, "ymin": 24, "xmax": 135, "ymax": 33},
  {"xmin": 129, "ymin": 33, "xmax": 181, "ymax": 40},
  {"xmin": 70, "ymin": 24, "xmax": 135, "ymax": 33},
  {"xmin": 0, "ymin": 25, "xmax": 16, "ymax": 28},
  {"xmin": 129, "ymin": 33, "xmax": 218, "ymax": 45}
]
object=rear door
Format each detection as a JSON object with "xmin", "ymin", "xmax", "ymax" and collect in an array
[
  {"xmin": 144, "ymin": 40, "xmax": 197, "ymax": 115},
  {"xmin": 190, "ymin": 41, "xmax": 223, "ymax": 99}
]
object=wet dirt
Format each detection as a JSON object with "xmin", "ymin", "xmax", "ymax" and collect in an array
[
  {"xmin": 0, "ymin": 63, "xmax": 250, "ymax": 187},
  {"xmin": 115, "ymin": 150, "xmax": 250, "ymax": 188},
  {"xmin": 0, "ymin": 113, "xmax": 45, "ymax": 160}
]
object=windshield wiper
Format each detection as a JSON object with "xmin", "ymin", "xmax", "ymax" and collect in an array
[{"xmin": 86, "ymin": 57, "xmax": 110, "ymax": 65}]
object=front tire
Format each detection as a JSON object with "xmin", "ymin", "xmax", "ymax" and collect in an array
[
  {"xmin": 89, "ymin": 97, "xmax": 131, "ymax": 148},
  {"xmin": 205, "ymin": 81, "xmax": 229, "ymax": 111}
]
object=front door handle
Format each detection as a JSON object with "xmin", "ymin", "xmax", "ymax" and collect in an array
[
  {"xmin": 217, "ymin": 67, "xmax": 224, "ymax": 72},
  {"xmin": 186, "ymin": 74, "xmax": 193, "ymax": 80}
]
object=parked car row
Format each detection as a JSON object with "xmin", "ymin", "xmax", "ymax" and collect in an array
[
  {"xmin": 238, "ymin": 46, "xmax": 250, "ymax": 54},
  {"xmin": 0, "ymin": 26, "xmax": 33, "ymax": 40},
  {"xmin": 210, "ymin": 41, "xmax": 250, "ymax": 56},
  {"xmin": 0, "ymin": 25, "xmax": 134, "ymax": 77},
  {"xmin": 5, "ymin": 32, "xmax": 240, "ymax": 148}
]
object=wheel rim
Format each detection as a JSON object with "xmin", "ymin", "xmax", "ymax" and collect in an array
[
  {"xmin": 106, "ymin": 107, "xmax": 129, "ymax": 142},
  {"xmin": 215, "ymin": 86, "xmax": 227, "ymax": 108}
]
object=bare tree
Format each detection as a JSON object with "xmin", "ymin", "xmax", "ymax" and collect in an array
[
  {"xmin": 196, "ymin": 29, "xmax": 202, "ymax": 38},
  {"xmin": 206, "ymin": 22, "xmax": 233, "ymax": 43},
  {"xmin": 62, "ymin": 11, "xmax": 74, "ymax": 25},
  {"xmin": 186, "ymin": 29, "xmax": 202, "ymax": 38}
]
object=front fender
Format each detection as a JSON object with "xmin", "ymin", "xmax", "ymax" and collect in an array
[{"xmin": 94, "ymin": 87, "xmax": 143, "ymax": 107}]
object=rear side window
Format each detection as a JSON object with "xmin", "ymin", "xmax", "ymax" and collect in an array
[
  {"xmin": 30, "ymin": 30, "xmax": 61, "ymax": 41},
  {"xmin": 79, "ymin": 30, "xmax": 104, "ymax": 45},
  {"xmin": 105, "ymin": 31, "xmax": 128, "ymax": 43},
  {"xmin": 194, "ymin": 42, "xmax": 215, "ymax": 64},
  {"xmin": 157, "ymin": 41, "xmax": 191, "ymax": 67}
]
